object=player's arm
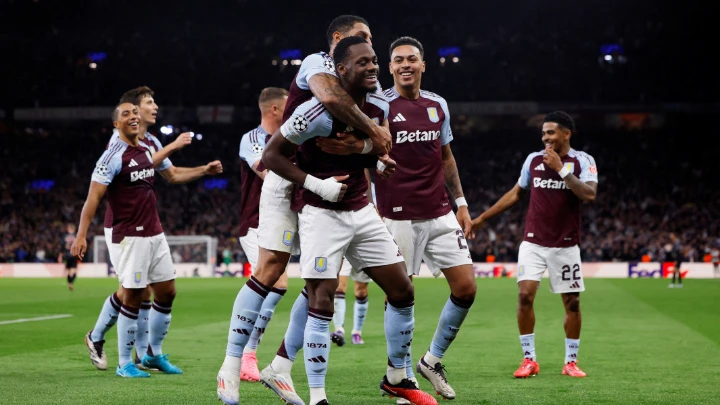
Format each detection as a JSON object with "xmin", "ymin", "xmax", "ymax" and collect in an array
[
  {"xmin": 151, "ymin": 133, "xmax": 192, "ymax": 168},
  {"xmin": 471, "ymin": 184, "xmax": 527, "ymax": 231},
  {"xmin": 159, "ymin": 161, "xmax": 223, "ymax": 184},
  {"xmin": 239, "ymin": 133, "xmax": 267, "ymax": 180},
  {"xmin": 71, "ymin": 181, "xmax": 108, "ymax": 260},
  {"xmin": 442, "ymin": 143, "xmax": 472, "ymax": 236},
  {"xmin": 308, "ymin": 73, "xmax": 391, "ymax": 154},
  {"xmin": 543, "ymin": 147, "xmax": 598, "ymax": 203},
  {"xmin": 250, "ymin": 162, "xmax": 267, "ymax": 180}
]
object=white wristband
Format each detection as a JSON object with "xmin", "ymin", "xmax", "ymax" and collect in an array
[
  {"xmin": 558, "ymin": 166, "xmax": 571, "ymax": 179},
  {"xmin": 361, "ymin": 138, "xmax": 373, "ymax": 154},
  {"xmin": 455, "ymin": 197, "xmax": 468, "ymax": 208},
  {"xmin": 303, "ymin": 174, "xmax": 342, "ymax": 202},
  {"xmin": 376, "ymin": 159, "xmax": 387, "ymax": 173}
]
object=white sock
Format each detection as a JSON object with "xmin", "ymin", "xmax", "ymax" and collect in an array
[
  {"xmin": 423, "ymin": 351, "xmax": 442, "ymax": 366},
  {"xmin": 270, "ymin": 355, "xmax": 294, "ymax": 374},
  {"xmin": 565, "ymin": 338, "xmax": 580, "ymax": 363},
  {"xmin": 309, "ymin": 387, "xmax": 327, "ymax": 405},
  {"xmin": 520, "ymin": 333, "xmax": 536, "ymax": 360},
  {"xmin": 220, "ymin": 354, "xmax": 242, "ymax": 374},
  {"xmin": 386, "ymin": 365, "xmax": 408, "ymax": 385}
]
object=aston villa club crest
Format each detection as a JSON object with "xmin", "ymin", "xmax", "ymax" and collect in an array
[
  {"xmin": 315, "ymin": 257, "xmax": 327, "ymax": 272},
  {"xmin": 427, "ymin": 107, "xmax": 439, "ymax": 123},
  {"xmin": 134, "ymin": 271, "xmax": 142, "ymax": 284},
  {"xmin": 282, "ymin": 231, "xmax": 294, "ymax": 246},
  {"xmin": 563, "ymin": 162, "xmax": 575, "ymax": 173}
]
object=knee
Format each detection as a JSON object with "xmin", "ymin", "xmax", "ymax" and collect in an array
[
  {"xmin": 141, "ymin": 287, "xmax": 153, "ymax": 302},
  {"xmin": 518, "ymin": 290, "xmax": 535, "ymax": 308},
  {"xmin": 452, "ymin": 279, "xmax": 477, "ymax": 303},
  {"xmin": 156, "ymin": 287, "xmax": 176, "ymax": 305},
  {"xmin": 354, "ymin": 283, "xmax": 369, "ymax": 299},
  {"xmin": 387, "ymin": 279, "xmax": 414, "ymax": 306},
  {"xmin": 564, "ymin": 294, "xmax": 580, "ymax": 313},
  {"xmin": 255, "ymin": 256, "xmax": 285, "ymax": 286}
]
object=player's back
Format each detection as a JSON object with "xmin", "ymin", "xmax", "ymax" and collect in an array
[
  {"xmin": 520, "ymin": 148, "xmax": 598, "ymax": 248},
  {"xmin": 92, "ymin": 136, "xmax": 163, "ymax": 243},
  {"xmin": 375, "ymin": 87, "xmax": 453, "ymax": 220}
]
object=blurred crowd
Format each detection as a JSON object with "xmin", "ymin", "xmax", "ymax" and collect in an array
[{"xmin": 1, "ymin": 117, "xmax": 718, "ymax": 265}]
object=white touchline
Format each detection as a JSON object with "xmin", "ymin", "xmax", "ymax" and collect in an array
[{"xmin": 0, "ymin": 314, "xmax": 72, "ymax": 325}]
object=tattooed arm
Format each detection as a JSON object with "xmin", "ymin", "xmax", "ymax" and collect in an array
[{"xmin": 442, "ymin": 144, "xmax": 472, "ymax": 236}]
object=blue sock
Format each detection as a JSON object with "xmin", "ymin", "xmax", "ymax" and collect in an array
[
  {"xmin": 148, "ymin": 300, "xmax": 172, "ymax": 356},
  {"xmin": 90, "ymin": 293, "xmax": 120, "ymax": 342},
  {"xmin": 226, "ymin": 276, "xmax": 270, "ymax": 357},
  {"xmin": 385, "ymin": 300, "xmax": 414, "ymax": 382},
  {"xmin": 353, "ymin": 295, "xmax": 369, "ymax": 333},
  {"xmin": 135, "ymin": 301, "xmax": 151, "ymax": 359},
  {"xmin": 304, "ymin": 307, "xmax": 333, "ymax": 389},
  {"xmin": 428, "ymin": 295, "xmax": 473, "ymax": 359},
  {"xmin": 246, "ymin": 288, "xmax": 286, "ymax": 352},
  {"xmin": 405, "ymin": 346, "xmax": 415, "ymax": 379},
  {"xmin": 276, "ymin": 288, "xmax": 309, "ymax": 362},
  {"xmin": 117, "ymin": 305, "xmax": 139, "ymax": 368},
  {"xmin": 333, "ymin": 292, "xmax": 346, "ymax": 332}
]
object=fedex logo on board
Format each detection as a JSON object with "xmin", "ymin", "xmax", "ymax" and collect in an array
[{"xmin": 628, "ymin": 262, "xmax": 689, "ymax": 278}]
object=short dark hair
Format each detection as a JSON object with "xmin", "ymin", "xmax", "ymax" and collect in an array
[
  {"xmin": 258, "ymin": 87, "xmax": 289, "ymax": 107},
  {"xmin": 111, "ymin": 103, "xmax": 122, "ymax": 121},
  {"xmin": 543, "ymin": 111, "xmax": 575, "ymax": 132},
  {"xmin": 119, "ymin": 86, "xmax": 154, "ymax": 105},
  {"xmin": 333, "ymin": 36, "xmax": 369, "ymax": 66},
  {"xmin": 389, "ymin": 36, "xmax": 424, "ymax": 59},
  {"xmin": 326, "ymin": 15, "xmax": 369, "ymax": 46}
]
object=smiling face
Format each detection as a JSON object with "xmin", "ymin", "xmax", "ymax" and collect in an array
[
  {"xmin": 541, "ymin": 122, "xmax": 571, "ymax": 153},
  {"xmin": 337, "ymin": 42, "xmax": 379, "ymax": 93},
  {"xmin": 113, "ymin": 103, "xmax": 141, "ymax": 138},
  {"xmin": 390, "ymin": 44, "xmax": 425, "ymax": 91}
]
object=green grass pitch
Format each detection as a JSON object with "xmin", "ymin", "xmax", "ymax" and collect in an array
[{"xmin": 1, "ymin": 277, "xmax": 719, "ymax": 404}]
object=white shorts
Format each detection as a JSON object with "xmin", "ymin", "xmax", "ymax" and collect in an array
[
  {"xmin": 239, "ymin": 227, "xmax": 259, "ymax": 270},
  {"xmin": 116, "ymin": 233, "xmax": 176, "ymax": 289},
  {"xmin": 298, "ymin": 204, "xmax": 404, "ymax": 279},
  {"xmin": 517, "ymin": 241, "xmax": 584, "ymax": 293},
  {"xmin": 339, "ymin": 258, "xmax": 373, "ymax": 284},
  {"xmin": 257, "ymin": 171, "xmax": 300, "ymax": 255},
  {"xmin": 104, "ymin": 228, "xmax": 119, "ymax": 268},
  {"xmin": 384, "ymin": 211, "xmax": 473, "ymax": 277}
]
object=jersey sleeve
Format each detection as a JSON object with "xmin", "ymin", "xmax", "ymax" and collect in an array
[
  {"xmin": 148, "ymin": 136, "xmax": 172, "ymax": 171},
  {"xmin": 91, "ymin": 149, "xmax": 123, "ymax": 185},
  {"xmin": 518, "ymin": 153, "xmax": 535, "ymax": 189},
  {"xmin": 295, "ymin": 53, "xmax": 337, "ymax": 90},
  {"xmin": 239, "ymin": 132, "xmax": 264, "ymax": 168},
  {"xmin": 578, "ymin": 153, "xmax": 599, "ymax": 183},
  {"xmin": 438, "ymin": 98, "xmax": 454, "ymax": 146},
  {"xmin": 280, "ymin": 99, "xmax": 333, "ymax": 145}
]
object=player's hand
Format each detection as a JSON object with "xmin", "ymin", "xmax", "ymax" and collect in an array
[
  {"xmin": 369, "ymin": 126, "xmax": 392, "ymax": 155},
  {"xmin": 316, "ymin": 133, "xmax": 363, "ymax": 155},
  {"xmin": 334, "ymin": 175, "xmax": 349, "ymax": 201},
  {"xmin": 71, "ymin": 238, "xmax": 87, "ymax": 261},
  {"xmin": 470, "ymin": 216, "xmax": 485, "ymax": 237},
  {"xmin": 171, "ymin": 132, "xmax": 193, "ymax": 150},
  {"xmin": 204, "ymin": 160, "xmax": 223, "ymax": 175},
  {"xmin": 457, "ymin": 206, "xmax": 474, "ymax": 239},
  {"xmin": 376, "ymin": 154, "xmax": 396, "ymax": 178},
  {"xmin": 543, "ymin": 146, "xmax": 563, "ymax": 172}
]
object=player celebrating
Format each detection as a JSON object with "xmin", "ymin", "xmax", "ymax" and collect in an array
[
  {"xmin": 59, "ymin": 224, "xmax": 78, "ymax": 291},
  {"xmin": 216, "ymin": 15, "xmax": 392, "ymax": 405},
  {"xmin": 236, "ymin": 87, "xmax": 289, "ymax": 381},
  {"xmin": 317, "ymin": 36, "xmax": 475, "ymax": 401},
  {"xmin": 72, "ymin": 103, "xmax": 183, "ymax": 378},
  {"xmin": 262, "ymin": 36, "xmax": 437, "ymax": 405},
  {"xmin": 470, "ymin": 111, "xmax": 598, "ymax": 378},
  {"xmin": 84, "ymin": 86, "xmax": 222, "ymax": 372}
]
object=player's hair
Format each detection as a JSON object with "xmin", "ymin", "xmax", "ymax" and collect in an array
[
  {"xmin": 326, "ymin": 15, "xmax": 369, "ymax": 46},
  {"xmin": 119, "ymin": 86, "xmax": 154, "ymax": 106},
  {"xmin": 389, "ymin": 36, "xmax": 425, "ymax": 59},
  {"xmin": 258, "ymin": 87, "xmax": 289, "ymax": 110},
  {"xmin": 333, "ymin": 36, "xmax": 370, "ymax": 66},
  {"xmin": 111, "ymin": 103, "xmax": 121, "ymax": 121},
  {"xmin": 543, "ymin": 111, "xmax": 576, "ymax": 132}
]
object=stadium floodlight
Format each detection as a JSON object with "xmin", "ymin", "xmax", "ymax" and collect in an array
[
  {"xmin": 160, "ymin": 125, "xmax": 173, "ymax": 135},
  {"xmin": 452, "ymin": 57, "xmax": 459, "ymax": 63},
  {"xmin": 272, "ymin": 60, "xmax": 278, "ymax": 66},
  {"xmin": 282, "ymin": 60, "xmax": 288, "ymax": 66},
  {"xmin": 89, "ymin": 62, "xmax": 97, "ymax": 69},
  {"xmin": 196, "ymin": 134, "xmax": 203, "ymax": 140},
  {"xmin": 291, "ymin": 59, "xmax": 302, "ymax": 66}
]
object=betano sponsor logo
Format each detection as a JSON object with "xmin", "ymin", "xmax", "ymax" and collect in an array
[
  {"xmin": 533, "ymin": 177, "xmax": 568, "ymax": 189},
  {"xmin": 130, "ymin": 168, "xmax": 155, "ymax": 182},
  {"xmin": 396, "ymin": 130, "xmax": 440, "ymax": 144}
]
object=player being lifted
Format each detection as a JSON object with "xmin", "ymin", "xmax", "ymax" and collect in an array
[
  {"xmin": 235, "ymin": 87, "xmax": 289, "ymax": 381},
  {"xmin": 470, "ymin": 111, "xmax": 598, "ymax": 378},
  {"xmin": 262, "ymin": 36, "xmax": 437, "ymax": 405},
  {"xmin": 216, "ymin": 15, "xmax": 392, "ymax": 405},
  {"xmin": 72, "ymin": 103, "xmax": 183, "ymax": 378},
  {"xmin": 84, "ymin": 86, "xmax": 222, "ymax": 372},
  {"xmin": 317, "ymin": 36, "xmax": 475, "ymax": 402}
]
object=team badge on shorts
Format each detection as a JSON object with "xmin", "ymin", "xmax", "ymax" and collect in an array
[
  {"xmin": 315, "ymin": 257, "xmax": 328, "ymax": 272},
  {"xmin": 518, "ymin": 265, "xmax": 525, "ymax": 276},
  {"xmin": 282, "ymin": 231, "xmax": 294, "ymax": 246},
  {"xmin": 427, "ymin": 107, "xmax": 440, "ymax": 123},
  {"xmin": 134, "ymin": 271, "xmax": 142, "ymax": 284}
]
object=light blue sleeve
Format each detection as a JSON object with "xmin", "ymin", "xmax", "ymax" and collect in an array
[
  {"xmin": 239, "ymin": 132, "xmax": 264, "ymax": 168},
  {"xmin": 517, "ymin": 153, "xmax": 535, "ymax": 189},
  {"xmin": 578, "ymin": 153, "xmax": 599, "ymax": 183},
  {"xmin": 148, "ymin": 136, "xmax": 172, "ymax": 171},
  {"xmin": 438, "ymin": 98, "xmax": 454, "ymax": 146},
  {"xmin": 295, "ymin": 53, "xmax": 337, "ymax": 91},
  {"xmin": 91, "ymin": 149, "xmax": 123, "ymax": 185},
  {"xmin": 280, "ymin": 99, "xmax": 333, "ymax": 145}
]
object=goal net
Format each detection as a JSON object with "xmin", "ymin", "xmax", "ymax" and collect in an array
[{"xmin": 92, "ymin": 235, "xmax": 218, "ymax": 277}]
